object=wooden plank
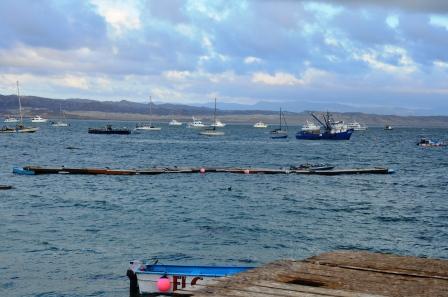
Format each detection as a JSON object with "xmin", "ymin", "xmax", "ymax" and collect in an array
[{"xmin": 190, "ymin": 252, "xmax": 448, "ymax": 297}]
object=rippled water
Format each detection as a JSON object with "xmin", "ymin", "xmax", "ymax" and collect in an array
[{"xmin": 1, "ymin": 120, "xmax": 447, "ymax": 296}]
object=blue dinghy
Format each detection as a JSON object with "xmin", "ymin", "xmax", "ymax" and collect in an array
[{"xmin": 127, "ymin": 260, "xmax": 255, "ymax": 295}]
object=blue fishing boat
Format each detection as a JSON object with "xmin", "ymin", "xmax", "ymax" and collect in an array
[
  {"xmin": 127, "ymin": 260, "xmax": 255, "ymax": 295},
  {"xmin": 296, "ymin": 112, "xmax": 353, "ymax": 140}
]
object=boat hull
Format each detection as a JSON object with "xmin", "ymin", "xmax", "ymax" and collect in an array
[
  {"xmin": 296, "ymin": 129, "xmax": 353, "ymax": 140},
  {"xmin": 135, "ymin": 126, "xmax": 161, "ymax": 131},
  {"xmin": 88, "ymin": 129, "xmax": 131, "ymax": 135},
  {"xmin": 128, "ymin": 262, "xmax": 254, "ymax": 295}
]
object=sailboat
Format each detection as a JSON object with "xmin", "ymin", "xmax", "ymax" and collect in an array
[
  {"xmin": 135, "ymin": 96, "xmax": 161, "ymax": 131},
  {"xmin": 270, "ymin": 108, "xmax": 288, "ymax": 139},
  {"xmin": 51, "ymin": 104, "xmax": 69, "ymax": 127},
  {"xmin": 199, "ymin": 98, "xmax": 225, "ymax": 136},
  {"xmin": 0, "ymin": 81, "xmax": 38, "ymax": 133}
]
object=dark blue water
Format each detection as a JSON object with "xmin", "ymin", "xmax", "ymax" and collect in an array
[{"xmin": 1, "ymin": 121, "xmax": 447, "ymax": 296}]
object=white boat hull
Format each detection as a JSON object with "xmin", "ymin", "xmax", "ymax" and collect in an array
[
  {"xmin": 136, "ymin": 273, "xmax": 218, "ymax": 294},
  {"xmin": 135, "ymin": 126, "xmax": 161, "ymax": 131},
  {"xmin": 51, "ymin": 123, "xmax": 69, "ymax": 127},
  {"xmin": 4, "ymin": 119, "xmax": 18, "ymax": 123},
  {"xmin": 31, "ymin": 119, "xmax": 48, "ymax": 123},
  {"xmin": 199, "ymin": 130, "xmax": 225, "ymax": 136}
]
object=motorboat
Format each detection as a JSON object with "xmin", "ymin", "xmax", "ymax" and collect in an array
[
  {"xmin": 187, "ymin": 117, "xmax": 206, "ymax": 128},
  {"xmin": 4, "ymin": 117, "xmax": 18, "ymax": 123},
  {"xmin": 417, "ymin": 138, "xmax": 446, "ymax": 147},
  {"xmin": 384, "ymin": 125, "xmax": 393, "ymax": 130},
  {"xmin": 347, "ymin": 121, "xmax": 367, "ymax": 131},
  {"xmin": 210, "ymin": 119, "xmax": 226, "ymax": 127},
  {"xmin": 127, "ymin": 260, "xmax": 255, "ymax": 295},
  {"xmin": 169, "ymin": 119, "xmax": 183, "ymax": 126},
  {"xmin": 253, "ymin": 121, "xmax": 268, "ymax": 128},
  {"xmin": 296, "ymin": 112, "xmax": 353, "ymax": 140},
  {"xmin": 31, "ymin": 115, "xmax": 48, "ymax": 123}
]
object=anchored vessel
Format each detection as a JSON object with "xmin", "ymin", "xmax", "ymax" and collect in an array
[
  {"xmin": 296, "ymin": 112, "xmax": 353, "ymax": 140},
  {"xmin": 127, "ymin": 260, "xmax": 254, "ymax": 295},
  {"xmin": 31, "ymin": 115, "xmax": 48, "ymax": 123},
  {"xmin": 88, "ymin": 125, "xmax": 131, "ymax": 135},
  {"xmin": 347, "ymin": 121, "xmax": 367, "ymax": 131},
  {"xmin": 187, "ymin": 117, "xmax": 206, "ymax": 128},
  {"xmin": 270, "ymin": 108, "xmax": 288, "ymax": 139},
  {"xmin": 199, "ymin": 98, "xmax": 225, "ymax": 136},
  {"xmin": 253, "ymin": 121, "xmax": 268, "ymax": 128},
  {"xmin": 135, "ymin": 96, "xmax": 161, "ymax": 131},
  {"xmin": 169, "ymin": 119, "xmax": 183, "ymax": 126},
  {"xmin": 0, "ymin": 81, "xmax": 38, "ymax": 133}
]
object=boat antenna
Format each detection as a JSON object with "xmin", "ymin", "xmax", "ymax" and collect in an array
[
  {"xmin": 213, "ymin": 97, "xmax": 217, "ymax": 130},
  {"xmin": 17, "ymin": 81, "xmax": 23, "ymax": 124}
]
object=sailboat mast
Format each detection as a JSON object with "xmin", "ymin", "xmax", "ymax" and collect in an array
[
  {"xmin": 279, "ymin": 108, "xmax": 282, "ymax": 130},
  {"xmin": 17, "ymin": 81, "xmax": 23, "ymax": 124},
  {"xmin": 149, "ymin": 96, "xmax": 152, "ymax": 126}
]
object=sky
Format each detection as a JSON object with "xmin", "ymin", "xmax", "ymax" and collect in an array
[{"xmin": 0, "ymin": 0, "xmax": 448, "ymax": 115}]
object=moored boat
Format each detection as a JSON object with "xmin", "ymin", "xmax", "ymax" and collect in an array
[
  {"xmin": 4, "ymin": 117, "xmax": 18, "ymax": 123},
  {"xmin": 135, "ymin": 96, "xmax": 161, "ymax": 131},
  {"xmin": 31, "ymin": 115, "xmax": 48, "ymax": 123},
  {"xmin": 384, "ymin": 125, "xmax": 393, "ymax": 130},
  {"xmin": 127, "ymin": 260, "xmax": 255, "ymax": 295},
  {"xmin": 187, "ymin": 117, "xmax": 206, "ymax": 128},
  {"xmin": 169, "ymin": 119, "xmax": 183, "ymax": 126},
  {"xmin": 88, "ymin": 125, "xmax": 131, "ymax": 135},
  {"xmin": 199, "ymin": 98, "xmax": 225, "ymax": 136},
  {"xmin": 253, "ymin": 121, "xmax": 268, "ymax": 128},
  {"xmin": 0, "ymin": 81, "xmax": 39, "ymax": 134},
  {"xmin": 296, "ymin": 112, "xmax": 353, "ymax": 140},
  {"xmin": 270, "ymin": 108, "xmax": 288, "ymax": 139},
  {"xmin": 347, "ymin": 121, "xmax": 367, "ymax": 131},
  {"xmin": 417, "ymin": 138, "xmax": 447, "ymax": 147}
]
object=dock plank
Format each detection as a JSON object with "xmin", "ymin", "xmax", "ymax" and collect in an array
[{"xmin": 189, "ymin": 252, "xmax": 448, "ymax": 297}]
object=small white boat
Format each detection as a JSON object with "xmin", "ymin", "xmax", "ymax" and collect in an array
[
  {"xmin": 135, "ymin": 96, "xmax": 161, "ymax": 131},
  {"xmin": 385, "ymin": 125, "xmax": 393, "ymax": 130},
  {"xmin": 4, "ymin": 117, "xmax": 18, "ymax": 123},
  {"xmin": 127, "ymin": 260, "xmax": 254, "ymax": 295},
  {"xmin": 31, "ymin": 115, "xmax": 48, "ymax": 123},
  {"xmin": 187, "ymin": 117, "xmax": 206, "ymax": 128},
  {"xmin": 169, "ymin": 119, "xmax": 183, "ymax": 126},
  {"xmin": 211, "ymin": 119, "xmax": 226, "ymax": 127},
  {"xmin": 347, "ymin": 121, "xmax": 367, "ymax": 131},
  {"xmin": 301, "ymin": 120, "xmax": 320, "ymax": 133},
  {"xmin": 253, "ymin": 121, "xmax": 268, "ymax": 128}
]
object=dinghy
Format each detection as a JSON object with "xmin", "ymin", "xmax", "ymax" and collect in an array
[{"xmin": 127, "ymin": 260, "xmax": 254, "ymax": 295}]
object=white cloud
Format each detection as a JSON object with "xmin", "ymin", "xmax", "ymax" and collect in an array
[
  {"xmin": 354, "ymin": 46, "xmax": 417, "ymax": 74},
  {"xmin": 244, "ymin": 56, "xmax": 262, "ymax": 64},
  {"xmin": 163, "ymin": 70, "xmax": 191, "ymax": 80},
  {"xmin": 91, "ymin": 0, "xmax": 141, "ymax": 36},
  {"xmin": 252, "ymin": 72, "xmax": 302, "ymax": 86}
]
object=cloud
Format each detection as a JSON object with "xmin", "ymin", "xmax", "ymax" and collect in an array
[
  {"xmin": 92, "ymin": 0, "xmax": 142, "ymax": 36},
  {"xmin": 252, "ymin": 72, "xmax": 302, "ymax": 86},
  {"xmin": 322, "ymin": 0, "xmax": 448, "ymax": 13},
  {"xmin": 244, "ymin": 56, "xmax": 262, "ymax": 64}
]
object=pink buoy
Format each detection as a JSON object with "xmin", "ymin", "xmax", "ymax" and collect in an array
[
  {"xmin": 200, "ymin": 168, "xmax": 205, "ymax": 173},
  {"xmin": 157, "ymin": 276, "xmax": 171, "ymax": 292},
  {"xmin": 244, "ymin": 169, "xmax": 250, "ymax": 174}
]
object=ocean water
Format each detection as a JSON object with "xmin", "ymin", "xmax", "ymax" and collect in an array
[{"xmin": 0, "ymin": 120, "xmax": 447, "ymax": 296}]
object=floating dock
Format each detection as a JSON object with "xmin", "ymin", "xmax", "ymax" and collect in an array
[
  {"xmin": 13, "ymin": 166, "xmax": 394, "ymax": 176},
  {"xmin": 143, "ymin": 251, "xmax": 448, "ymax": 297}
]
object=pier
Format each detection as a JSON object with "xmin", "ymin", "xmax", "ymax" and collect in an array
[
  {"xmin": 14, "ymin": 166, "xmax": 394, "ymax": 176},
  {"xmin": 140, "ymin": 251, "xmax": 448, "ymax": 297}
]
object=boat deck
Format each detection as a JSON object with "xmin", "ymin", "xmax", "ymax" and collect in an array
[
  {"xmin": 14, "ymin": 166, "xmax": 394, "ymax": 176},
  {"xmin": 172, "ymin": 251, "xmax": 448, "ymax": 297}
]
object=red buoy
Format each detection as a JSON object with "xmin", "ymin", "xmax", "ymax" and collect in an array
[{"xmin": 157, "ymin": 276, "xmax": 171, "ymax": 292}]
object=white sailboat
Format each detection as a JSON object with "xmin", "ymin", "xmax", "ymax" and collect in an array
[
  {"xmin": 1, "ymin": 81, "xmax": 38, "ymax": 133},
  {"xmin": 51, "ymin": 104, "xmax": 69, "ymax": 127},
  {"xmin": 135, "ymin": 96, "xmax": 161, "ymax": 131},
  {"xmin": 199, "ymin": 98, "xmax": 225, "ymax": 136}
]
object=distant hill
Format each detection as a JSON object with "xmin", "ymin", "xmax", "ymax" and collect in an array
[{"xmin": 1, "ymin": 94, "xmax": 447, "ymax": 127}]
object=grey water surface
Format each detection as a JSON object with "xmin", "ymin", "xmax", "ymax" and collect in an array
[{"xmin": 0, "ymin": 120, "xmax": 447, "ymax": 296}]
